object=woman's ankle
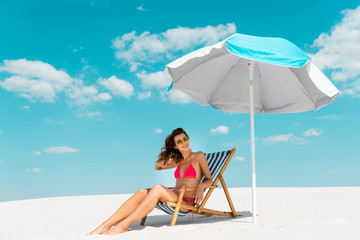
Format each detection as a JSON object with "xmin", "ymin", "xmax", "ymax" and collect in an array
[
  {"xmin": 117, "ymin": 221, "xmax": 130, "ymax": 230},
  {"xmin": 101, "ymin": 222, "xmax": 112, "ymax": 230}
]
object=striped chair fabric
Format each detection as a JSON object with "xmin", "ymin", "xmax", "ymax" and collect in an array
[{"xmin": 155, "ymin": 150, "xmax": 231, "ymax": 216}]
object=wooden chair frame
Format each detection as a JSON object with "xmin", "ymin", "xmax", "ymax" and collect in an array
[{"xmin": 141, "ymin": 148, "xmax": 240, "ymax": 226}]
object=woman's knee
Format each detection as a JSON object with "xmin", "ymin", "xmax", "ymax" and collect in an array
[
  {"xmin": 137, "ymin": 188, "xmax": 149, "ymax": 196},
  {"xmin": 150, "ymin": 184, "xmax": 165, "ymax": 195}
]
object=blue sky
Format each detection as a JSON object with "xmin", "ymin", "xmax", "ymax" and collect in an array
[{"xmin": 1, "ymin": 0, "xmax": 360, "ymax": 202}]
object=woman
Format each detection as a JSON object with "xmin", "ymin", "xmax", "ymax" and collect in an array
[{"xmin": 87, "ymin": 128, "xmax": 213, "ymax": 235}]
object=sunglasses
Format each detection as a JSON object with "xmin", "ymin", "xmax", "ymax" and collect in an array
[{"xmin": 175, "ymin": 136, "xmax": 190, "ymax": 145}]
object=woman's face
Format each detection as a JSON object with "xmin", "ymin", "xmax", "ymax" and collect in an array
[{"xmin": 173, "ymin": 133, "xmax": 190, "ymax": 152}]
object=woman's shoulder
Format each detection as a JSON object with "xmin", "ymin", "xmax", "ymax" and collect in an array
[
  {"xmin": 194, "ymin": 151, "xmax": 204, "ymax": 154},
  {"xmin": 193, "ymin": 151, "xmax": 206, "ymax": 159}
]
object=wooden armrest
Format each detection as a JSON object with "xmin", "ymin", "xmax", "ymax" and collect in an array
[
  {"xmin": 183, "ymin": 185, "xmax": 218, "ymax": 192},
  {"xmin": 165, "ymin": 185, "xmax": 216, "ymax": 192}
]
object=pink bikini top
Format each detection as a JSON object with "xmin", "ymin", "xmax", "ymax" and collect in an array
[{"xmin": 174, "ymin": 153, "xmax": 198, "ymax": 180}]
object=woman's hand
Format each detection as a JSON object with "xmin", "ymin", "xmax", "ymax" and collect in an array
[
  {"xmin": 154, "ymin": 161, "xmax": 163, "ymax": 170},
  {"xmin": 154, "ymin": 159, "xmax": 177, "ymax": 170},
  {"xmin": 194, "ymin": 185, "xmax": 204, "ymax": 205}
]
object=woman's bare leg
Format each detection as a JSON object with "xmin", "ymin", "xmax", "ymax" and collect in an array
[
  {"xmin": 103, "ymin": 184, "xmax": 179, "ymax": 235},
  {"xmin": 86, "ymin": 188, "xmax": 150, "ymax": 235}
]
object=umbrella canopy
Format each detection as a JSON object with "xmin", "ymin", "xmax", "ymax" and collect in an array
[
  {"xmin": 166, "ymin": 33, "xmax": 340, "ymax": 223},
  {"xmin": 167, "ymin": 33, "xmax": 340, "ymax": 114}
]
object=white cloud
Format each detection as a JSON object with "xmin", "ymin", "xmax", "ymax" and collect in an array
[
  {"xmin": 80, "ymin": 58, "xmax": 98, "ymax": 75},
  {"xmin": 234, "ymin": 156, "xmax": 245, "ymax": 162},
  {"xmin": 97, "ymin": 76, "xmax": 134, "ymax": 98},
  {"xmin": 160, "ymin": 89, "xmax": 193, "ymax": 104},
  {"xmin": 73, "ymin": 46, "xmax": 83, "ymax": 53},
  {"xmin": 136, "ymin": 69, "xmax": 172, "ymax": 89},
  {"xmin": 43, "ymin": 146, "xmax": 80, "ymax": 154},
  {"xmin": 46, "ymin": 118, "xmax": 64, "ymax": 125},
  {"xmin": 0, "ymin": 59, "xmax": 72, "ymax": 102},
  {"xmin": 95, "ymin": 93, "xmax": 112, "ymax": 101},
  {"xmin": 0, "ymin": 59, "xmax": 113, "ymax": 105},
  {"xmin": 221, "ymin": 140, "xmax": 247, "ymax": 148},
  {"xmin": 0, "ymin": 59, "xmax": 72, "ymax": 87},
  {"xmin": 68, "ymin": 44, "xmax": 83, "ymax": 53},
  {"xmin": 168, "ymin": 90, "xmax": 193, "ymax": 104},
  {"xmin": 316, "ymin": 114, "xmax": 345, "ymax": 120},
  {"xmin": 22, "ymin": 105, "xmax": 31, "ymax": 110},
  {"xmin": 153, "ymin": 129, "xmax": 163, "ymax": 134},
  {"xmin": 111, "ymin": 23, "xmax": 236, "ymax": 71},
  {"xmin": 210, "ymin": 126, "xmax": 229, "ymax": 135},
  {"xmin": 0, "ymin": 75, "xmax": 57, "ymax": 102},
  {"xmin": 263, "ymin": 133, "xmax": 309, "ymax": 145},
  {"xmin": 303, "ymin": 128, "xmax": 323, "ymax": 137},
  {"xmin": 341, "ymin": 80, "xmax": 360, "ymax": 97},
  {"xmin": 264, "ymin": 134, "xmax": 293, "ymax": 145},
  {"xmin": 26, "ymin": 168, "xmax": 42, "ymax": 173},
  {"xmin": 31, "ymin": 151, "xmax": 42, "ymax": 156},
  {"xmin": 66, "ymin": 79, "xmax": 112, "ymax": 105},
  {"xmin": 136, "ymin": 5, "xmax": 147, "ymax": 11},
  {"xmin": 0, "ymin": 130, "xmax": 2, "ymax": 134},
  {"xmin": 78, "ymin": 111, "xmax": 102, "ymax": 119},
  {"xmin": 311, "ymin": 6, "xmax": 360, "ymax": 96},
  {"xmin": 137, "ymin": 91, "xmax": 151, "ymax": 100}
]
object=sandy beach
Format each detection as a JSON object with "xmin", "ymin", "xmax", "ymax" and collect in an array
[{"xmin": 1, "ymin": 187, "xmax": 359, "ymax": 240}]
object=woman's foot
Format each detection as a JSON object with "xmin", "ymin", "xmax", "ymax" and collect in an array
[
  {"xmin": 86, "ymin": 225, "xmax": 110, "ymax": 235},
  {"xmin": 102, "ymin": 222, "xmax": 128, "ymax": 235}
]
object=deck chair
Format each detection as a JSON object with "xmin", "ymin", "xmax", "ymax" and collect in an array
[{"xmin": 140, "ymin": 148, "xmax": 239, "ymax": 226}]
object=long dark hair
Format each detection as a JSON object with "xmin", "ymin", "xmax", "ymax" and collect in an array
[{"xmin": 157, "ymin": 128, "xmax": 188, "ymax": 165}]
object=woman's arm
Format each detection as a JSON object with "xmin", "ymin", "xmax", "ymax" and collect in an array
[
  {"xmin": 194, "ymin": 152, "xmax": 213, "ymax": 204},
  {"xmin": 154, "ymin": 159, "xmax": 178, "ymax": 170}
]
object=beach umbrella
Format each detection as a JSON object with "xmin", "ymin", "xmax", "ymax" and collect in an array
[{"xmin": 166, "ymin": 33, "xmax": 340, "ymax": 223}]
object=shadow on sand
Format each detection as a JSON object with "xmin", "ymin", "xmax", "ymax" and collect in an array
[{"xmin": 129, "ymin": 211, "xmax": 253, "ymax": 231}]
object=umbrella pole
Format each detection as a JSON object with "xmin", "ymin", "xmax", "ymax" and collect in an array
[{"xmin": 249, "ymin": 61, "xmax": 257, "ymax": 224}]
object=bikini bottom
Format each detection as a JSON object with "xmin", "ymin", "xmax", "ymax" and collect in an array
[{"xmin": 182, "ymin": 196, "xmax": 196, "ymax": 222}]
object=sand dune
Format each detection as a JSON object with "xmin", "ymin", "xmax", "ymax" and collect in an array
[{"xmin": 1, "ymin": 187, "xmax": 359, "ymax": 240}]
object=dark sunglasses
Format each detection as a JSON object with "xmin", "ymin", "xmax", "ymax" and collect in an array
[{"xmin": 175, "ymin": 136, "xmax": 190, "ymax": 145}]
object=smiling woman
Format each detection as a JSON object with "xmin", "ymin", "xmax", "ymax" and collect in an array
[
  {"xmin": 87, "ymin": 127, "xmax": 213, "ymax": 235},
  {"xmin": 156, "ymin": 128, "xmax": 191, "ymax": 167}
]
